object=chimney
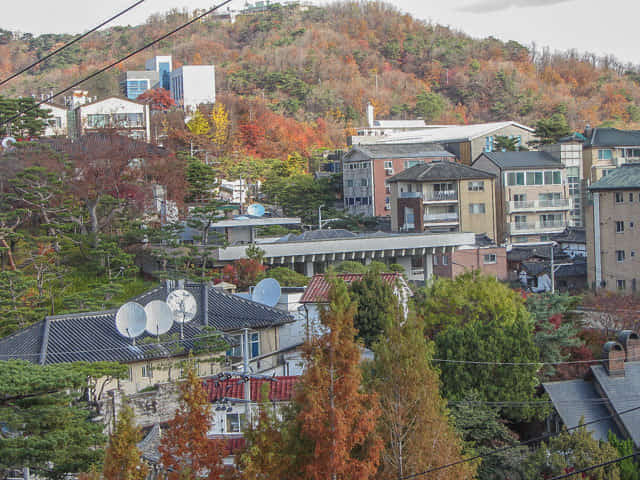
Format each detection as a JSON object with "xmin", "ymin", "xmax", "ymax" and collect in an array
[
  {"xmin": 584, "ymin": 124, "xmax": 593, "ymax": 141},
  {"xmin": 617, "ymin": 330, "xmax": 640, "ymax": 362},
  {"xmin": 603, "ymin": 341, "xmax": 625, "ymax": 376},
  {"xmin": 200, "ymin": 283, "xmax": 209, "ymax": 326},
  {"xmin": 367, "ymin": 102, "xmax": 374, "ymax": 128}
]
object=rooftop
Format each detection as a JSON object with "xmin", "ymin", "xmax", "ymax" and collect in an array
[
  {"xmin": 206, "ymin": 376, "xmax": 298, "ymax": 402},
  {"xmin": 586, "ymin": 128, "xmax": 640, "ymax": 147},
  {"xmin": 375, "ymin": 121, "xmax": 534, "ymax": 144},
  {"xmin": 476, "ymin": 151, "xmax": 564, "ymax": 170},
  {"xmin": 387, "ymin": 160, "xmax": 494, "ymax": 183},
  {"xmin": 344, "ymin": 143, "xmax": 454, "ymax": 161},
  {"xmin": 300, "ymin": 273, "xmax": 404, "ymax": 303},
  {"xmin": 589, "ymin": 164, "xmax": 640, "ymax": 190}
]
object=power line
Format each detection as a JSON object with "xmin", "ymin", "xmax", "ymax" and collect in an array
[
  {"xmin": 431, "ymin": 357, "xmax": 603, "ymax": 366},
  {"xmin": 0, "ymin": 0, "xmax": 233, "ymax": 129},
  {"xmin": 0, "ymin": 0, "xmax": 145, "ymax": 88},
  {"xmin": 548, "ymin": 452, "xmax": 639, "ymax": 480},
  {"xmin": 400, "ymin": 403, "xmax": 640, "ymax": 479}
]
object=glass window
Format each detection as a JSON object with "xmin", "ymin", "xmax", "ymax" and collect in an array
[
  {"xmin": 617, "ymin": 250, "xmax": 626, "ymax": 263},
  {"xmin": 483, "ymin": 253, "xmax": 497, "ymax": 264},
  {"xmin": 526, "ymin": 172, "xmax": 535, "ymax": 185},
  {"xmin": 468, "ymin": 181, "xmax": 485, "ymax": 192},
  {"xmin": 384, "ymin": 161, "xmax": 393, "ymax": 169},
  {"xmin": 617, "ymin": 279, "xmax": 626, "ymax": 290},
  {"xmin": 141, "ymin": 364, "xmax": 153, "ymax": 378},
  {"xmin": 544, "ymin": 171, "xmax": 553, "ymax": 184},
  {"xmin": 630, "ymin": 193, "xmax": 634, "ymax": 202},
  {"xmin": 433, "ymin": 255, "xmax": 438, "ymax": 265},
  {"xmin": 535, "ymin": 172, "xmax": 543, "ymax": 185},
  {"xmin": 226, "ymin": 413, "xmax": 246, "ymax": 433},
  {"xmin": 227, "ymin": 333, "xmax": 259, "ymax": 359},
  {"xmin": 405, "ymin": 160, "xmax": 424, "ymax": 168},
  {"xmin": 616, "ymin": 192, "xmax": 624, "ymax": 203},
  {"xmin": 442, "ymin": 255, "xmax": 448, "ymax": 265},
  {"xmin": 346, "ymin": 179, "xmax": 353, "ymax": 187},
  {"xmin": 361, "ymin": 178, "xmax": 368, "ymax": 187},
  {"xmin": 87, "ymin": 114, "xmax": 107, "ymax": 128},
  {"xmin": 598, "ymin": 149, "xmax": 613, "ymax": 160},
  {"xmin": 469, "ymin": 203, "xmax": 486, "ymax": 214},
  {"xmin": 516, "ymin": 172, "xmax": 525, "ymax": 185},
  {"xmin": 507, "ymin": 172, "xmax": 516, "ymax": 186},
  {"xmin": 616, "ymin": 221, "xmax": 625, "ymax": 233},
  {"xmin": 553, "ymin": 171, "xmax": 562, "ymax": 184}
]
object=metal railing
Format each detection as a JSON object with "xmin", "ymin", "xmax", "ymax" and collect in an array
[
  {"xmin": 508, "ymin": 198, "xmax": 571, "ymax": 212},
  {"xmin": 423, "ymin": 212, "xmax": 459, "ymax": 222},
  {"xmin": 510, "ymin": 220, "xmax": 566, "ymax": 234},
  {"xmin": 424, "ymin": 191, "xmax": 458, "ymax": 202}
]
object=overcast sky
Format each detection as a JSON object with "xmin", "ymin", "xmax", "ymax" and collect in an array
[{"xmin": 3, "ymin": 0, "xmax": 640, "ymax": 65}]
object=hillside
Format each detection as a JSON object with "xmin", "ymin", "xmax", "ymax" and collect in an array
[{"xmin": 2, "ymin": 2, "xmax": 640, "ymax": 145}]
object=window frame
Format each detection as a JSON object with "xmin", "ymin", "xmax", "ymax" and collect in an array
[{"xmin": 483, "ymin": 253, "xmax": 497, "ymax": 264}]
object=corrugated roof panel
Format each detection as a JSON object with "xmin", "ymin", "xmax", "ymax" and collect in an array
[{"xmin": 300, "ymin": 273, "xmax": 402, "ymax": 303}]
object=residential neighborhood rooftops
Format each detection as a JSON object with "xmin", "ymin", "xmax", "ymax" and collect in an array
[
  {"xmin": 344, "ymin": 143, "xmax": 454, "ymax": 161},
  {"xmin": 375, "ymin": 121, "xmax": 534, "ymax": 144},
  {"xmin": 589, "ymin": 163, "xmax": 640, "ymax": 190},
  {"xmin": 476, "ymin": 151, "xmax": 564, "ymax": 170},
  {"xmin": 585, "ymin": 128, "xmax": 640, "ymax": 147},
  {"xmin": 387, "ymin": 160, "xmax": 494, "ymax": 183},
  {"xmin": 300, "ymin": 273, "xmax": 404, "ymax": 303}
]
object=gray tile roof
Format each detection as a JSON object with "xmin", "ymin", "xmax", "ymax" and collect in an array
[
  {"xmin": 586, "ymin": 128, "xmax": 640, "ymax": 147},
  {"xmin": 276, "ymin": 229, "xmax": 358, "ymax": 242},
  {"xmin": 138, "ymin": 424, "xmax": 162, "ymax": 464},
  {"xmin": 0, "ymin": 283, "xmax": 292, "ymax": 365},
  {"xmin": 345, "ymin": 143, "xmax": 454, "ymax": 161},
  {"xmin": 551, "ymin": 228, "xmax": 586, "ymax": 244},
  {"xmin": 543, "ymin": 380, "xmax": 620, "ymax": 442},
  {"xmin": 589, "ymin": 164, "xmax": 640, "ymax": 190},
  {"xmin": 477, "ymin": 151, "xmax": 564, "ymax": 170},
  {"xmin": 387, "ymin": 160, "xmax": 494, "ymax": 183}
]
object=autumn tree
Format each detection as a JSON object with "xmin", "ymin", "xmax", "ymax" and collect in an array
[
  {"xmin": 369, "ymin": 314, "xmax": 476, "ymax": 480},
  {"xmin": 103, "ymin": 404, "xmax": 148, "ymax": 480},
  {"xmin": 210, "ymin": 103, "xmax": 230, "ymax": 151},
  {"xmin": 295, "ymin": 278, "xmax": 382, "ymax": 480},
  {"xmin": 137, "ymin": 88, "xmax": 175, "ymax": 111},
  {"xmin": 159, "ymin": 360, "xmax": 226, "ymax": 480}
]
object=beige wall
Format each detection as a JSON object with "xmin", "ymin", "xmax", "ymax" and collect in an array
[
  {"xmin": 458, "ymin": 178, "xmax": 497, "ymax": 241},
  {"xmin": 583, "ymin": 147, "xmax": 617, "ymax": 184},
  {"xmin": 468, "ymin": 125, "xmax": 535, "ymax": 164}
]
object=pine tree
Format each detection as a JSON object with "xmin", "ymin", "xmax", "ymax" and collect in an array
[
  {"xmin": 348, "ymin": 270, "xmax": 396, "ymax": 347},
  {"xmin": 296, "ymin": 278, "xmax": 382, "ymax": 480},
  {"xmin": 103, "ymin": 404, "xmax": 148, "ymax": 480},
  {"xmin": 159, "ymin": 361, "xmax": 226, "ymax": 480},
  {"xmin": 370, "ymin": 315, "xmax": 476, "ymax": 480}
]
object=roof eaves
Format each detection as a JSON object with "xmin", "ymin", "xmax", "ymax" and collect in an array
[{"xmin": 39, "ymin": 318, "xmax": 51, "ymax": 365}]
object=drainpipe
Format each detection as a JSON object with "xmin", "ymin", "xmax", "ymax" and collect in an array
[{"xmin": 594, "ymin": 192, "xmax": 602, "ymax": 288}]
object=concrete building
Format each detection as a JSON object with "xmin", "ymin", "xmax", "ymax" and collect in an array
[
  {"xmin": 342, "ymin": 144, "xmax": 455, "ymax": 217},
  {"xmin": 586, "ymin": 163, "xmax": 640, "ymax": 293},
  {"xmin": 145, "ymin": 55, "xmax": 173, "ymax": 90},
  {"xmin": 70, "ymin": 95, "xmax": 150, "ymax": 141},
  {"xmin": 170, "ymin": 65, "xmax": 216, "ymax": 111},
  {"xmin": 41, "ymin": 102, "xmax": 68, "ymax": 137},
  {"xmin": 386, "ymin": 161, "xmax": 497, "ymax": 241},
  {"xmin": 375, "ymin": 121, "xmax": 536, "ymax": 165},
  {"xmin": 433, "ymin": 234, "xmax": 508, "ymax": 281},
  {"xmin": 472, "ymin": 151, "xmax": 571, "ymax": 245},
  {"xmin": 583, "ymin": 127, "xmax": 640, "ymax": 184},
  {"xmin": 120, "ymin": 71, "xmax": 161, "ymax": 100}
]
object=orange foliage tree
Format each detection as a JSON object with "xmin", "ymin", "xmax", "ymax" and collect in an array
[
  {"xmin": 296, "ymin": 278, "xmax": 382, "ymax": 480},
  {"xmin": 103, "ymin": 404, "xmax": 148, "ymax": 480},
  {"xmin": 159, "ymin": 360, "xmax": 226, "ymax": 480}
]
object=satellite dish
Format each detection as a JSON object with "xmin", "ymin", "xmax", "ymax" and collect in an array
[
  {"xmin": 115, "ymin": 302, "xmax": 147, "ymax": 340},
  {"xmin": 144, "ymin": 300, "xmax": 174, "ymax": 335},
  {"xmin": 166, "ymin": 289, "xmax": 197, "ymax": 324},
  {"xmin": 246, "ymin": 204, "xmax": 265, "ymax": 217},
  {"xmin": 2, "ymin": 137, "xmax": 16, "ymax": 150},
  {"xmin": 252, "ymin": 278, "xmax": 281, "ymax": 307}
]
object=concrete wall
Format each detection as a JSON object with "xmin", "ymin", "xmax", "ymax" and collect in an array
[
  {"xmin": 458, "ymin": 178, "xmax": 497, "ymax": 241},
  {"xmin": 171, "ymin": 66, "xmax": 216, "ymax": 111},
  {"xmin": 471, "ymin": 156, "xmax": 505, "ymax": 241},
  {"xmin": 468, "ymin": 125, "xmax": 535, "ymax": 164},
  {"xmin": 42, "ymin": 104, "xmax": 68, "ymax": 137},
  {"xmin": 77, "ymin": 97, "xmax": 149, "ymax": 141}
]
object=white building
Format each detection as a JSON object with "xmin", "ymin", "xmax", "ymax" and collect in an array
[
  {"xmin": 170, "ymin": 65, "xmax": 216, "ymax": 112},
  {"xmin": 71, "ymin": 96, "xmax": 150, "ymax": 141},
  {"xmin": 41, "ymin": 103, "xmax": 68, "ymax": 137}
]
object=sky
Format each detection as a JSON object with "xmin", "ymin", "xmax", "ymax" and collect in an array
[{"xmin": 3, "ymin": 0, "xmax": 640, "ymax": 65}]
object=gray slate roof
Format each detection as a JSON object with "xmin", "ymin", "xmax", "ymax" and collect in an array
[
  {"xmin": 344, "ymin": 143, "xmax": 454, "ymax": 161},
  {"xmin": 0, "ymin": 283, "xmax": 292, "ymax": 365},
  {"xmin": 551, "ymin": 227, "xmax": 586, "ymax": 244},
  {"xmin": 477, "ymin": 151, "xmax": 564, "ymax": 170},
  {"xmin": 276, "ymin": 229, "xmax": 358, "ymax": 242},
  {"xmin": 387, "ymin": 160, "xmax": 494, "ymax": 183},
  {"xmin": 589, "ymin": 164, "xmax": 640, "ymax": 190},
  {"xmin": 543, "ymin": 380, "xmax": 620, "ymax": 442},
  {"xmin": 586, "ymin": 128, "xmax": 640, "ymax": 147}
]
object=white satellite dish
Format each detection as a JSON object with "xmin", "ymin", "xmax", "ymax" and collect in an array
[
  {"xmin": 166, "ymin": 289, "xmax": 197, "ymax": 324},
  {"xmin": 252, "ymin": 278, "xmax": 281, "ymax": 307},
  {"xmin": 115, "ymin": 302, "xmax": 147, "ymax": 343},
  {"xmin": 246, "ymin": 203, "xmax": 265, "ymax": 217},
  {"xmin": 2, "ymin": 137, "xmax": 16, "ymax": 150},
  {"xmin": 144, "ymin": 300, "xmax": 174, "ymax": 336}
]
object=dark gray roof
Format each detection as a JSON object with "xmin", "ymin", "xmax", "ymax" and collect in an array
[
  {"xmin": 589, "ymin": 164, "xmax": 640, "ymax": 190},
  {"xmin": 508, "ymin": 245, "xmax": 568, "ymax": 263},
  {"xmin": 0, "ymin": 283, "xmax": 292, "ymax": 365},
  {"xmin": 387, "ymin": 160, "xmax": 494, "ymax": 183},
  {"xmin": 543, "ymin": 380, "xmax": 620, "ymax": 442},
  {"xmin": 521, "ymin": 257, "xmax": 586, "ymax": 278},
  {"xmin": 344, "ymin": 143, "xmax": 454, "ymax": 161},
  {"xmin": 138, "ymin": 424, "xmax": 162, "ymax": 464},
  {"xmin": 551, "ymin": 228, "xmax": 586, "ymax": 244},
  {"xmin": 276, "ymin": 229, "xmax": 357, "ymax": 242},
  {"xmin": 477, "ymin": 151, "xmax": 564, "ymax": 170},
  {"xmin": 586, "ymin": 128, "xmax": 640, "ymax": 147}
]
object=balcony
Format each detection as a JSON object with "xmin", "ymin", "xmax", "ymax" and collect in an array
[
  {"xmin": 509, "ymin": 220, "xmax": 566, "ymax": 235},
  {"xmin": 424, "ymin": 212, "xmax": 459, "ymax": 223},
  {"xmin": 508, "ymin": 199, "xmax": 572, "ymax": 213},
  {"xmin": 399, "ymin": 192, "xmax": 422, "ymax": 199},
  {"xmin": 424, "ymin": 191, "xmax": 458, "ymax": 202}
]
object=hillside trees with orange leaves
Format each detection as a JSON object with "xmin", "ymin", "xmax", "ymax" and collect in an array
[{"xmin": 103, "ymin": 404, "xmax": 148, "ymax": 480}]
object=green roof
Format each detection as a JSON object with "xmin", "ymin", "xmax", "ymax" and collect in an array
[{"xmin": 590, "ymin": 164, "xmax": 640, "ymax": 190}]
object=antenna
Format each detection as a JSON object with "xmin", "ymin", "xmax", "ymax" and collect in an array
[
  {"xmin": 144, "ymin": 300, "xmax": 174, "ymax": 340},
  {"xmin": 166, "ymin": 289, "xmax": 197, "ymax": 339},
  {"xmin": 246, "ymin": 203, "xmax": 265, "ymax": 217},
  {"xmin": 115, "ymin": 302, "xmax": 147, "ymax": 345},
  {"xmin": 252, "ymin": 278, "xmax": 281, "ymax": 307}
]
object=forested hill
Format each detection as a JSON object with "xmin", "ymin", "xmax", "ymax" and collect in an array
[{"xmin": 2, "ymin": 1, "xmax": 640, "ymax": 133}]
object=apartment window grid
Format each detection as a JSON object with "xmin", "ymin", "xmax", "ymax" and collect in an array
[
  {"xmin": 506, "ymin": 170, "xmax": 562, "ymax": 186},
  {"xmin": 616, "ymin": 221, "xmax": 625, "ymax": 233},
  {"xmin": 468, "ymin": 180, "xmax": 485, "ymax": 192},
  {"xmin": 617, "ymin": 250, "xmax": 626, "ymax": 263}
]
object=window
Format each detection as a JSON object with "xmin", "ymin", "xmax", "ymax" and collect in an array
[
  {"xmin": 617, "ymin": 279, "xmax": 627, "ymax": 290},
  {"xmin": 469, "ymin": 203, "xmax": 486, "ymax": 214},
  {"xmin": 346, "ymin": 179, "xmax": 353, "ymax": 187},
  {"xmin": 616, "ymin": 192, "xmax": 624, "ymax": 203},
  {"xmin": 361, "ymin": 178, "xmax": 368, "ymax": 187},
  {"xmin": 433, "ymin": 255, "xmax": 438, "ymax": 265},
  {"xmin": 483, "ymin": 253, "xmax": 497, "ymax": 264},
  {"xmin": 617, "ymin": 250, "xmax": 626, "ymax": 263},
  {"xmin": 468, "ymin": 181, "xmax": 485, "ymax": 192},
  {"xmin": 553, "ymin": 171, "xmax": 562, "ymax": 184},
  {"xmin": 514, "ymin": 194, "xmax": 526, "ymax": 203},
  {"xmin": 484, "ymin": 136, "xmax": 494, "ymax": 152},
  {"xmin": 226, "ymin": 413, "xmax": 247, "ymax": 433},
  {"xmin": 227, "ymin": 333, "xmax": 260, "ymax": 358},
  {"xmin": 616, "ymin": 221, "xmax": 625, "ymax": 233},
  {"xmin": 385, "ymin": 184, "xmax": 391, "ymax": 194},
  {"xmin": 405, "ymin": 160, "xmax": 424, "ymax": 168},
  {"xmin": 385, "ymin": 196, "xmax": 390, "ymax": 205},
  {"xmin": 384, "ymin": 161, "xmax": 393, "ymax": 169},
  {"xmin": 87, "ymin": 114, "xmax": 108, "ymax": 128},
  {"xmin": 141, "ymin": 364, "xmax": 153, "ymax": 378},
  {"xmin": 514, "ymin": 215, "xmax": 527, "ymax": 224},
  {"xmin": 442, "ymin": 255, "xmax": 448, "ymax": 265},
  {"xmin": 507, "ymin": 172, "xmax": 525, "ymax": 186},
  {"xmin": 598, "ymin": 149, "xmax": 613, "ymax": 160},
  {"xmin": 630, "ymin": 193, "xmax": 634, "ymax": 202}
]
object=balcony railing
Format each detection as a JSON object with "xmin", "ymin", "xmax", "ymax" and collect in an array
[
  {"xmin": 510, "ymin": 220, "xmax": 566, "ymax": 235},
  {"xmin": 508, "ymin": 199, "xmax": 571, "ymax": 213},
  {"xmin": 424, "ymin": 212, "xmax": 459, "ymax": 223},
  {"xmin": 424, "ymin": 191, "xmax": 458, "ymax": 202}
]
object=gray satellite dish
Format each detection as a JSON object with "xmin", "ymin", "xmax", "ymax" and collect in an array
[
  {"xmin": 246, "ymin": 203, "xmax": 265, "ymax": 217},
  {"xmin": 144, "ymin": 300, "xmax": 174, "ymax": 336},
  {"xmin": 252, "ymin": 278, "xmax": 281, "ymax": 307},
  {"xmin": 115, "ymin": 302, "xmax": 147, "ymax": 343},
  {"xmin": 166, "ymin": 289, "xmax": 197, "ymax": 324}
]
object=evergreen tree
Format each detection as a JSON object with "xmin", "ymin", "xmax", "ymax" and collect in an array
[
  {"xmin": 103, "ymin": 404, "xmax": 148, "ymax": 480},
  {"xmin": 348, "ymin": 270, "xmax": 396, "ymax": 347},
  {"xmin": 533, "ymin": 113, "xmax": 572, "ymax": 145}
]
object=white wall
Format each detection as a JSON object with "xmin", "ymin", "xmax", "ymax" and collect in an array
[
  {"xmin": 171, "ymin": 65, "xmax": 216, "ymax": 111},
  {"xmin": 42, "ymin": 104, "xmax": 68, "ymax": 137}
]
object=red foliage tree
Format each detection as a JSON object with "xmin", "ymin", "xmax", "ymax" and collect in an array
[{"xmin": 137, "ymin": 88, "xmax": 176, "ymax": 111}]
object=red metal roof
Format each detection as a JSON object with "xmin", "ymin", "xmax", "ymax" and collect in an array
[
  {"xmin": 206, "ymin": 376, "xmax": 299, "ymax": 403},
  {"xmin": 300, "ymin": 273, "xmax": 402, "ymax": 303}
]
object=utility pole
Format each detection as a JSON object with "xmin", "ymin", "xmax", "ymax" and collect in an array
[
  {"xmin": 243, "ymin": 328, "xmax": 251, "ymax": 422},
  {"xmin": 318, "ymin": 204, "xmax": 323, "ymax": 230},
  {"xmin": 550, "ymin": 245, "xmax": 555, "ymax": 294}
]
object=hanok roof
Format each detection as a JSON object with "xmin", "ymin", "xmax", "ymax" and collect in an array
[
  {"xmin": 0, "ymin": 283, "xmax": 292, "ymax": 365},
  {"xmin": 300, "ymin": 273, "xmax": 403, "ymax": 303},
  {"xmin": 551, "ymin": 227, "xmax": 586, "ymax": 244},
  {"xmin": 206, "ymin": 376, "xmax": 298, "ymax": 403},
  {"xmin": 376, "ymin": 121, "xmax": 534, "ymax": 144},
  {"xmin": 476, "ymin": 151, "xmax": 564, "ymax": 170},
  {"xmin": 589, "ymin": 164, "xmax": 640, "ymax": 190},
  {"xmin": 586, "ymin": 128, "xmax": 640, "ymax": 147},
  {"xmin": 387, "ymin": 160, "xmax": 494, "ymax": 183},
  {"xmin": 521, "ymin": 257, "xmax": 586, "ymax": 278},
  {"xmin": 344, "ymin": 143, "xmax": 454, "ymax": 162}
]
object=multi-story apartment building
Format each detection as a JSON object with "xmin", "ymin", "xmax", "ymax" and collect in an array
[
  {"xmin": 387, "ymin": 161, "xmax": 497, "ymax": 241},
  {"xmin": 586, "ymin": 163, "xmax": 640, "ymax": 293},
  {"xmin": 583, "ymin": 127, "xmax": 640, "ymax": 184},
  {"xmin": 69, "ymin": 95, "xmax": 150, "ymax": 141},
  {"xmin": 342, "ymin": 144, "xmax": 455, "ymax": 217},
  {"xmin": 472, "ymin": 151, "xmax": 571, "ymax": 245}
]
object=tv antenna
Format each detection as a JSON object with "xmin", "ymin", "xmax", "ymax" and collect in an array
[
  {"xmin": 115, "ymin": 302, "xmax": 147, "ymax": 345},
  {"xmin": 144, "ymin": 300, "xmax": 174, "ymax": 342},
  {"xmin": 252, "ymin": 278, "xmax": 281, "ymax": 307},
  {"xmin": 166, "ymin": 289, "xmax": 197, "ymax": 339}
]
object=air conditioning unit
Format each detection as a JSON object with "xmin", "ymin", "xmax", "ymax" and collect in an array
[
  {"xmin": 384, "ymin": 205, "xmax": 391, "ymax": 210},
  {"xmin": 385, "ymin": 168, "xmax": 394, "ymax": 175}
]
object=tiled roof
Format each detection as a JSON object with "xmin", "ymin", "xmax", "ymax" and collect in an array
[
  {"xmin": 586, "ymin": 128, "xmax": 640, "ymax": 147},
  {"xmin": 477, "ymin": 151, "xmax": 564, "ymax": 170},
  {"xmin": 551, "ymin": 227, "xmax": 586, "ymax": 244},
  {"xmin": 206, "ymin": 376, "xmax": 299, "ymax": 402},
  {"xmin": 300, "ymin": 273, "xmax": 403, "ymax": 303},
  {"xmin": 344, "ymin": 143, "xmax": 453, "ymax": 161},
  {"xmin": 0, "ymin": 283, "xmax": 293, "ymax": 365},
  {"xmin": 521, "ymin": 257, "xmax": 586, "ymax": 278},
  {"xmin": 276, "ymin": 229, "xmax": 358, "ymax": 242},
  {"xmin": 589, "ymin": 164, "xmax": 640, "ymax": 190},
  {"xmin": 387, "ymin": 161, "xmax": 494, "ymax": 183}
]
